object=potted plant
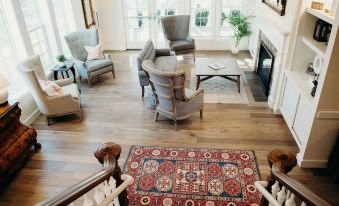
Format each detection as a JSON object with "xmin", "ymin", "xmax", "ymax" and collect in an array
[
  {"xmin": 56, "ymin": 54, "xmax": 67, "ymax": 67},
  {"xmin": 222, "ymin": 10, "xmax": 253, "ymax": 55}
]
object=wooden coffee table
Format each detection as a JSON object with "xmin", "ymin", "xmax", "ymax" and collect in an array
[{"xmin": 195, "ymin": 58, "xmax": 243, "ymax": 93}]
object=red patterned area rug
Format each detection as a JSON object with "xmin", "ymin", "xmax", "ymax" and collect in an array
[{"xmin": 123, "ymin": 146, "xmax": 261, "ymax": 206}]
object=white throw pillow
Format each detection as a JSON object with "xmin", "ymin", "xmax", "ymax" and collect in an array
[
  {"xmin": 39, "ymin": 80, "xmax": 63, "ymax": 96},
  {"xmin": 85, "ymin": 44, "xmax": 105, "ymax": 61}
]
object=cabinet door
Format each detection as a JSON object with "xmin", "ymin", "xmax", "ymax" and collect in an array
[
  {"xmin": 293, "ymin": 96, "xmax": 313, "ymax": 145},
  {"xmin": 280, "ymin": 77, "xmax": 300, "ymax": 127}
]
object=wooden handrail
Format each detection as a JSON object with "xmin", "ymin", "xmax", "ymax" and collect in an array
[
  {"xmin": 259, "ymin": 149, "xmax": 332, "ymax": 206},
  {"xmin": 272, "ymin": 162, "xmax": 332, "ymax": 206},
  {"xmin": 39, "ymin": 142, "xmax": 128, "ymax": 206}
]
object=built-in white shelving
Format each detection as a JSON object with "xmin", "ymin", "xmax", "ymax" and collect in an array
[
  {"xmin": 306, "ymin": 7, "xmax": 335, "ymax": 24},
  {"xmin": 301, "ymin": 35, "xmax": 327, "ymax": 57},
  {"xmin": 285, "ymin": 70, "xmax": 315, "ymax": 104}
]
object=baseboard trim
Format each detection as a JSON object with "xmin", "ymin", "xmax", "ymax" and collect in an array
[
  {"xmin": 297, "ymin": 154, "xmax": 328, "ymax": 168},
  {"xmin": 103, "ymin": 45, "xmax": 127, "ymax": 51},
  {"xmin": 23, "ymin": 108, "xmax": 41, "ymax": 125}
]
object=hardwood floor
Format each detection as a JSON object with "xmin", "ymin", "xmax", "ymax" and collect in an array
[{"xmin": 0, "ymin": 51, "xmax": 338, "ymax": 205}]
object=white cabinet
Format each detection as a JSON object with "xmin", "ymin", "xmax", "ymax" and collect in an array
[
  {"xmin": 281, "ymin": 77, "xmax": 300, "ymax": 128},
  {"xmin": 292, "ymin": 96, "xmax": 313, "ymax": 145},
  {"xmin": 280, "ymin": 75, "xmax": 314, "ymax": 148}
]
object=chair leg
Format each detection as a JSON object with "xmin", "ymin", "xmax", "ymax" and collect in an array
[
  {"xmin": 141, "ymin": 85, "xmax": 145, "ymax": 98},
  {"xmin": 193, "ymin": 51, "xmax": 196, "ymax": 62},
  {"xmin": 87, "ymin": 78, "xmax": 92, "ymax": 87},
  {"xmin": 46, "ymin": 116, "xmax": 51, "ymax": 126},
  {"xmin": 200, "ymin": 109, "xmax": 203, "ymax": 119},
  {"xmin": 76, "ymin": 111, "xmax": 82, "ymax": 121},
  {"xmin": 173, "ymin": 119, "xmax": 177, "ymax": 130},
  {"xmin": 154, "ymin": 112, "xmax": 159, "ymax": 122},
  {"xmin": 112, "ymin": 67, "xmax": 115, "ymax": 79}
]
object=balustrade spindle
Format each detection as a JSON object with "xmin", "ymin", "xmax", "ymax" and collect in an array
[{"xmin": 285, "ymin": 193, "xmax": 296, "ymax": 206}]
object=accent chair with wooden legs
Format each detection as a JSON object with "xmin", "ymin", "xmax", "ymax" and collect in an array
[
  {"xmin": 161, "ymin": 15, "xmax": 196, "ymax": 61},
  {"xmin": 65, "ymin": 29, "xmax": 115, "ymax": 87},
  {"xmin": 137, "ymin": 39, "xmax": 177, "ymax": 97},
  {"xmin": 142, "ymin": 60, "xmax": 204, "ymax": 130},
  {"xmin": 18, "ymin": 55, "xmax": 81, "ymax": 125}
]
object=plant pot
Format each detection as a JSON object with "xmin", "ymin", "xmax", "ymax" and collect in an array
[
  {"xmin": 57, "ymin": 61, "xmax": 66, "ymax": 67},
  {"xmin": 231, "ymin": 45, "xmax": 240, "ymax": 55}
]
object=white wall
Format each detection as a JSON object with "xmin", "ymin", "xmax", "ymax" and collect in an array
[{"xmin": 94, "ymin": 0, "xmax": 126, "ymax": 50}]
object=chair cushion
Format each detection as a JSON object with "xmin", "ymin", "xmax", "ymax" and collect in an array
[
  {"xmin": 154, "ymin": 56, "xmax": 177, "ymax": 72},
  {"xmin": 85, "ymin": 58, "xmax": 112, "ymax": 72},
  {"xmin": 171, "ymin": 40, "xmax": 194, "ymax": 51},
  {"xmin": 62, "ymin": 83, "xmax": 80, "ymax": 100}
]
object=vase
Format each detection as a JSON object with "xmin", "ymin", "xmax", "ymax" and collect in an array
[
  {"xmin": 58, "ymin": 61, "xmax": 66, "ymax": 67},
  {"xmin": 231, "ymin": 45, "xmax": 240, "ymax": 55}
]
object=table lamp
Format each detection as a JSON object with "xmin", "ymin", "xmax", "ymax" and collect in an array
[{"xmin": 0, "ymin": 72, "xmax": 9, "ymax": 105}]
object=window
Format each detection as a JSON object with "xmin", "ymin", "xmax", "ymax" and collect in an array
[
  {"xmin": 0, "ymin": 3, "xmax": 20, "ymax": 94},
  {"xmin": 20, "ymin": 0, "xmax": 53, "ymax": 68},
  {"xmin": 52, "ymin": 0, "xmax": 70, "ymax": 54},
  {"xmin": 190, "ymin": 0, "xmax": 212, "ymax": 38},
  {"xmin": 220, "ymin": 0, "xmax": 244, "ymax": 37}
]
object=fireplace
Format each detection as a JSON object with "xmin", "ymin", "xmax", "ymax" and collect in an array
[{"xmin": 256, "ymin": 41, "xmax": 275, "ymax": 96}]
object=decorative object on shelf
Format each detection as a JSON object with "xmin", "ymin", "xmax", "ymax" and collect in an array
[
  {"xmin": 313, "ymin": 54, "xmax": 324, "ymax": 74},
  {"xmin": 262, "ymin": 0, "xmax": 287, "ymax": 16},
  {"xmin": 0, "ymin": 72, "xmax": 9, "ymax": 105},
  {"xmin": 311, "ymin": 1, "xmax": 325, "ymax": 10},
  {"xmin": 56, "ymin": 54, "xmax": 67, "ymax": 67},
  {"xmin": 81, "ymin": 0, "xmax": 96, "ymax": 28},
  {"xmin": 311, "ymin": 80, "xmax": 318, "ymax": 97},
  {"xmin": 313, "ymin": 19, "xmax": 332, "ymax": 42},
  {"xmin": 306, "ymin": 63, "xmax": 317, "ymax": 76},
  {"xmin": 221, "ymin": 10, "xmax": 253, "ymax": 55}
]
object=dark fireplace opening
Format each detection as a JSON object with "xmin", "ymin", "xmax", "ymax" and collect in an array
[{"xmin": 256, "ymin": 41, "xmax": 275, "ymax": 97}]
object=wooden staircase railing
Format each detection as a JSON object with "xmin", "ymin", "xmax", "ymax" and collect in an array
[
  {"xmin": 39, "ymin": 142, "xmax": 134, "ymax": 206},
  {"xmin": 255, "ymin": 149, "xmax": 332, "ymax": 206}
]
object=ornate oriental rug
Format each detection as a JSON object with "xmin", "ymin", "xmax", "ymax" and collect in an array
[{"xmin": 123, "ymin": 146, "xmax": 261, "ymax": 206}]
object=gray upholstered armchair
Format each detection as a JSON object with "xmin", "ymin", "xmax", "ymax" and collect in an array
[
  {"xmin": 18, "ymin": 55, "xmax": 81, "ymax": 125},
  {"xmin": 142, "ymin": 60, "xmax": 204, "ymax": 130},
  {"xmin": 137, "ymin": 39, "xmax": 177, "ymax": 97},
  {"xmin": 161, "ymin": 15, "xmax": 196, "ymax": 61},
  {"xmin": 65, "ymin": 29, "xmax": 115, "ymax": 86}
]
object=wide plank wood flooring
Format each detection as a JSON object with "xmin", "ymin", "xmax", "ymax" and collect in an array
[{"xmin": 0, "ymin": 51, "xmax": 338, "ymax": 205}]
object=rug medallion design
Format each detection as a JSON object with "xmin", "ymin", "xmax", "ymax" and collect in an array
[{"xmin": 123, "ymin": 146, "xmax": 261, "ymax": 206}]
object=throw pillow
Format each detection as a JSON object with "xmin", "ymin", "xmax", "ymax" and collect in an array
[
  {"xmin": 39, "ymin": 80, "xmax": 63, "ymax": 96},
  {"xmin": 85, "ymin": 44, "xmax": 105, "ymax": 61}
]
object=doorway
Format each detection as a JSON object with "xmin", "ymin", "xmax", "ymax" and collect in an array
[{"xmin": 123, "ymin": 0, "xmax": 183, "ymax": 49}]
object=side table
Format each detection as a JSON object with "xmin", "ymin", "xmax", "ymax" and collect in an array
[{"xmin": 51, "ymin": 61, "xmax": 76, "ymax": 83}]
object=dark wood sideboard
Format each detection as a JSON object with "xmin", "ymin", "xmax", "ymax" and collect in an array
[{"xmin": 0, "ymin": 102, "xmax": 41, "ymax": 183}]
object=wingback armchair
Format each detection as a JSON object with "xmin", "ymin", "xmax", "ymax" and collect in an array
[
  {"xmin": 137, "ymin": 39, "xmax": 177, "ymax": 97},
  {"xmin": 65, "ymin": 29, "xmax": 115, "ymax": 86},
  {"xmin": 18, "ymin": 55, "xmax": 81, "ymax": 125},
  {"xmin": 161, "ymin": 15, "xmax": 196, "ymax": 61},
  {"xmin": 142, "ymin": 60, "xmax": 204, "ymax": 130}
]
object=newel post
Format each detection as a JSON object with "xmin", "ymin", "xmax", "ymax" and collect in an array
[
  {"xmin": 94, "ymin": 142, "xmax": 129, "ymax": 206},
  {"xmin": 259, "ymin": 149, "xmax": 297, "ymax": 206}
]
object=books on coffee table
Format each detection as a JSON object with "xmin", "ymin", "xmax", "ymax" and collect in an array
[{"xmin": 208, "ymin": 62, "xmax": 227, "ymax": 70}]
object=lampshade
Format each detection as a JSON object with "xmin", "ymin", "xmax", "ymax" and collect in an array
[{"xmin": 0, "ymin": 72, "xmax": 9, "ymax": 88}]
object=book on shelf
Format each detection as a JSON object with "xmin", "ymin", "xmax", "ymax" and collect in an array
[{"xmin": 208, "ymin": 62, "xmax": 227, "ymax": 70}]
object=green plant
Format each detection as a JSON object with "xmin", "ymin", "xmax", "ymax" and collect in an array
[
  {"xmin": 56, "ymin": 54, "xmax": 66, "ymax": 62},
  {"xmin": 165, "ymin": 9, "xmax": 175, "ymax": 16},
  {"xmin": 195, "ymin": 9, "xmax": 209, "ymax": 26},
  {"xmin": 138, "ymin": 12, "xmax": 143, "ymax": 28},
  {"xmin": 222, "ymin": 10, "xmax": 253, "ymax": 47}
]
